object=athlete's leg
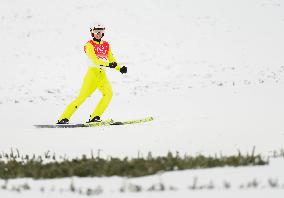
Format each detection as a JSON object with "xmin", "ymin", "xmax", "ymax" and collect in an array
[
  {"xmin": 89, "ymin": 74, "xmax": 113, "ymax": 120},
  {"xmin": 58, "ymin": 68, "xmax": 98, "ymax": 121}
]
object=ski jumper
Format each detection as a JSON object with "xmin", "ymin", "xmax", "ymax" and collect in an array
[{"xmin": 58, "ymin": 40, "xmax": 121, "ymax": 121}]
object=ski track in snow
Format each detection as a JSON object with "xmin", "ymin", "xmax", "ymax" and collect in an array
[{"xmin": 1, "ymin": 0, "xmax": 284, "ymax": 197}]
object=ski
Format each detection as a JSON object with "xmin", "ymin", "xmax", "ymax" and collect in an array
[{"xmin": 34, "ymin": 117, "xmax": 154, "ymax": 129}]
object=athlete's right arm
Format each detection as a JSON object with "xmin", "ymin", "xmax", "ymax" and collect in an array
[{"xmin": 84, "ymin": 43, "xmax": 109, "ymax": 67}]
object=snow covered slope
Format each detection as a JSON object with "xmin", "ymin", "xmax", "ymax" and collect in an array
[{"xmin": 1, "ymin": 0, "xmax": 284, "ymax": 157}]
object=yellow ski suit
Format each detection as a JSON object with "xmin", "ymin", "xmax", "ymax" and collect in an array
[{"xmin": 58, "ymin": 40, "xmax": 121, "ymax": 121}]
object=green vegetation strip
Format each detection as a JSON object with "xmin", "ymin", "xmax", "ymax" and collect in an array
[{"xmin": 0, "ymin": 151, "xmax": 266, "ymax": 179}]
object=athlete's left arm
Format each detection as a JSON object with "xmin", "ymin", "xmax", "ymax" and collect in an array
[{"xmin": 108, "ymin": 46, "xmax": 121, "ymax": 71}]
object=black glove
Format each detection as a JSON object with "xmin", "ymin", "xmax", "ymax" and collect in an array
[
  {"xmin": 120, "ymin": 66, "xmax": 127, "ymax": 74},
  {"xmin": 109, "ymin": 62, "xmax": 117, "ymax": 68}
]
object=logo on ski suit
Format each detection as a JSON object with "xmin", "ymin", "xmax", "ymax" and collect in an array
[{"xmin": 85, "ymin": 40, "xmax": 110, "ymax": 61}]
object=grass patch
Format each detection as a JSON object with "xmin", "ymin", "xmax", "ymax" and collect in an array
[{"xmin": 0, "ymin": 148, "xmax": 267, "ymax": 179}]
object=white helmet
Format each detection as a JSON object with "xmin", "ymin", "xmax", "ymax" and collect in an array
[{"xmin": 90, "ymin": 23, "xmax": 105, "ymax": 37}]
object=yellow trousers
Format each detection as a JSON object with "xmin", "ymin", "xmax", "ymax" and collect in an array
[{"xmin": 58, "ymin": 67, "xmax": 113, "ymax": 121}]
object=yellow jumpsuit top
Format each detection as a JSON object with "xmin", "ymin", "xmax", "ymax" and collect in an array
[{"xmin": 58, "ymin": 40, "xmax": 121, "ymax": 121}]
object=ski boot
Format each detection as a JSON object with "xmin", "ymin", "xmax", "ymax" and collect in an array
[
  {"xmin": 87, "ymin": 116, "xmax": 101, "ymax": 123},
  {"xmin": 57, "ymin": 118, "xmax": 69, "ymax": 124}
]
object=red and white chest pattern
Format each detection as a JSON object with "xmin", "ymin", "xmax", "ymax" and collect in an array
[{"xmin": 87, "ymin": 40, "xmax": 110, "ymax": 61}]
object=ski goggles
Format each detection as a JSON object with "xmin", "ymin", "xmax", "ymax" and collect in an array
[{"xmin": 90, "ymin": 28, "xmax": 105, "ymax": 34}]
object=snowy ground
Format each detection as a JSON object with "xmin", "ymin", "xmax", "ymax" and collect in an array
[{"xmin": 1, "ymin": 0, "xmax": 284, "ymax": 197}]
